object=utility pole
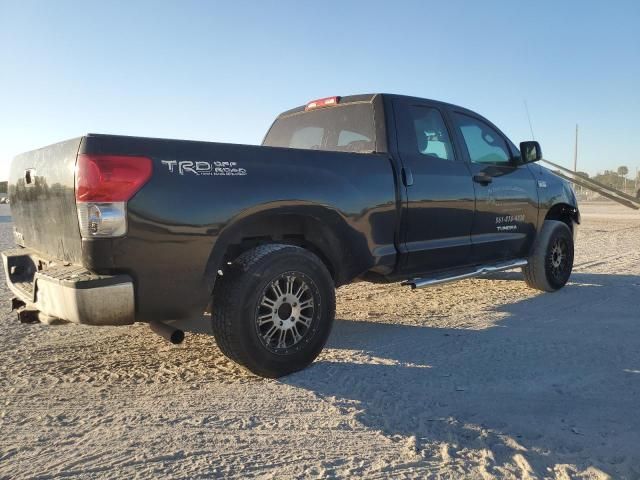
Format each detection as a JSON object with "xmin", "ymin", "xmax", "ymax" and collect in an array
[
  {"xmin": 573, "ymin": 124, "xmax": 579, "ymax": 194},
  {"xmin": 573, "ymin": 124, "xmax": 578, "ymax": 173}
]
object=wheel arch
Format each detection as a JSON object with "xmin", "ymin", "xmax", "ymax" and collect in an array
[
  {"xmin": 544, "ymin": 202, "xmax": 580, "ymax": 234},
  {"xmin": 204, "ymin": 203, "xmax": 373, "ymax": 290}
]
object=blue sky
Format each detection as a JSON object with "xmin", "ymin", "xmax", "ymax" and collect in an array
[{"xmin": 1, "ymin": 0, "xmax": 638, "ymax": 180}]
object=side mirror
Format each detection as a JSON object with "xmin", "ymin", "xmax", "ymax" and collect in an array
[{"xmin": 519, "ymin": 141, "xmax": 542, "ymax": 163}]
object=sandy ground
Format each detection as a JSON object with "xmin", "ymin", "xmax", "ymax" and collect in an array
[{"xmin": 0, "ymin": 202, "xmax": 639, "ymax": 479}]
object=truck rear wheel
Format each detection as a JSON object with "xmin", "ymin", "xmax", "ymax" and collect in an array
[
  {"xmin": 522, "ymin": 220, "xmax": 574, "ymax": 292},
  {"xmin": 211, "ymin": 244, "xmax": 335, "ymax": 378}
]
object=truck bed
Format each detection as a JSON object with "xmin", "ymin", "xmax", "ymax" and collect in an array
[{"xmin": 8, "ymin": 133, "xmax": 398, "ymax": 323}]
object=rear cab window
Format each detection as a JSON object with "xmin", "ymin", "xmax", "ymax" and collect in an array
[{"xmin": 263, "ymin": 101, "xmax": 377, "ymax": 153}]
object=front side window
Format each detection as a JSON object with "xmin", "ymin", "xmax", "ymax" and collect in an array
[
  {"xmin": 398, "ymin": 105, "xmax": 456, "ymax": 161},
  {"xmin": 454, "ymin": 113, "xmax": 511, "ymax": 164}
]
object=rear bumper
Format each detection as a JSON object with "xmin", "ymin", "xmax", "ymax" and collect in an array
[{"xmin": 2, "ymin": 248, "xmax": 135, "ymax": 326}]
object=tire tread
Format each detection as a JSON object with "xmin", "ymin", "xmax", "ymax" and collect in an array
[
  {"xmin": 522, "ymin": 220, "xmax": 573, "ymax": 292},
  {"xmin": 211, "ymin": 244, "xmax": 335, "ymax": 377},
  {"xmin": 211, "ymin": 244, "xmax": 291, "ymax": 367}
]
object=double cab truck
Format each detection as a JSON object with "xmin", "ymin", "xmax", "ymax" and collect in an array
[{"xmin": 4, "ymin": 94, "xmax": 579, "ymax": 377}]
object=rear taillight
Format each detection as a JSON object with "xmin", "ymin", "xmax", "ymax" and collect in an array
[
  {"xmin": 75, "ymin": 154, "xmax": 152, "ymax": 238},
  {"xmin": 76, "ymin": 154, "xmax": 152, "ymax": 202}
]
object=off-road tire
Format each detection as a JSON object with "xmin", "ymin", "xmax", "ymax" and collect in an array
[
  {"xmin": 523, "ymin": 220, "xmax": 574, "ymax": 292},
  {"xmin": 211, "ymin": 244, "xmax": 335, "ymax": 378}
]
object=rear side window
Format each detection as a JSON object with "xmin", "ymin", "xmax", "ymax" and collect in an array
[
  {"xmin": 397, "ymin": 105, "xmax": 456, "ymax": 161},
  {"xmin": 263, "ymin": 103, "xmax": 376, "ymax": 153},
  {"xmin": 454, "ymin": 113, "xmax": 511, "ymax": 164}
]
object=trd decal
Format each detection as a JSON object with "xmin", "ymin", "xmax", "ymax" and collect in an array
[{"xmin": 161, "ymin": 160, "xmax": 247, "ymax": 176}]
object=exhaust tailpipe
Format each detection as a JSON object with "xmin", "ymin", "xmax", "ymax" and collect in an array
[{"xmin": 149, "ymin": 321, "xmax": 185, "ymax": 345}]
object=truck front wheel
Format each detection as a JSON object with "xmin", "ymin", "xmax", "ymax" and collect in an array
[
  {"xmin": 211, "ymin": 244, "xmax": 336, "ymax": 378},
  {"xmin": 523, "ymin": 220, "xmax": 574, "ymax": 292}
]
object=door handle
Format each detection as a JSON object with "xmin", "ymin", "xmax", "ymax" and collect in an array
[
  {"xmin": 402, "ymin": 167, "xmax": 414, "ymax": 186},
  {"xmin": 473, "ymin": 173, "xmax": 492, "ymax": 185}
]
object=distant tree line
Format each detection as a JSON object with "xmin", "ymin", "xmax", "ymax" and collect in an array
[
  {"xmin": 578, "ymin": 166, "xmax": 639, "ymax": 192},
  {"xmin": 0, "ymin": 181, "xmax": 6, "ymax": 194}
]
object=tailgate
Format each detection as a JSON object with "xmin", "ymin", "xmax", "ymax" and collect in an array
[{"xmin": 9, "ymin": 137, "xmax": 83, "ymax": 263}]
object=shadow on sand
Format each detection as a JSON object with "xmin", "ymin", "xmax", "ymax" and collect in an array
[{"xmin": 284, "ymin": 272, "xmax": 640, "ymax": 476}]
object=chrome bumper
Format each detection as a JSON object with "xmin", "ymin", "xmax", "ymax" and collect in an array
[{"xmin": 2, "ymin": 248, "xmax": 135, "ymax": 326}]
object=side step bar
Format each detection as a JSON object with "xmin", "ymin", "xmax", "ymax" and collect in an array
[{"xmin": 402, "ymin": 259, "xmax": 528, "ymax": 290}]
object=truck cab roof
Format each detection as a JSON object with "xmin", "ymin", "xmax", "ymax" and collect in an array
[{"xmin": 276, "ymin": 93, "xmax": 478, "ymax": 119}]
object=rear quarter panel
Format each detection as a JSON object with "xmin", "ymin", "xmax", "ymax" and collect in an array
[{"xmin": 80, "ymin": 135, "xmax": 398, "ymax": 322}]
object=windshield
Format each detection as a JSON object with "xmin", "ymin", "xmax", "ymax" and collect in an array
[{"xmin": 263, "ymin": 103, "xmax": 376, "ymax": 153}]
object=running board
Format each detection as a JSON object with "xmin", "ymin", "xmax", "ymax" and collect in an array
[{"xmin": 402, "ymin": 259, "xmax": 528, "ymax": 290}]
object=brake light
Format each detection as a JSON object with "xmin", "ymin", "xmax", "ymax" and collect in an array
[
  {"xmin": 75, "ymin": 154, "xmax": 152, "ymax": 238},
  {"xmin": 305, "ymin": 96, "xmax": 340, "ymax": 111},
  {"xmin": 76, "ymin": 154, "xmax": 152, "ymax": 202}
]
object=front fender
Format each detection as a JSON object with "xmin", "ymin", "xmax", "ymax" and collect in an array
[{"xmin": 529, "ymin": 164, "xmax": 580, "ymax": 232}]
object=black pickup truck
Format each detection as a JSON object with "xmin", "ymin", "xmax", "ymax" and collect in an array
[{"xmin": 4, "ymin": 93, "xmax": 579, "ymax": 377}]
